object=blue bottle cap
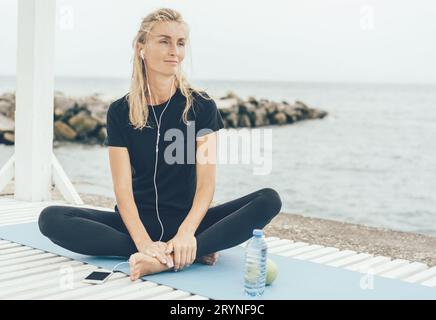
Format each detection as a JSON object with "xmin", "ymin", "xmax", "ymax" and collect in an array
[{"xmin": 253, "ymin": 229, "xmax": 263, "ymax": 237}]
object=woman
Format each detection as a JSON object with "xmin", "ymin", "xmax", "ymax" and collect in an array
[{"xmin": 38, "ymin": 8, "xmax": 282, "ymax": 281}]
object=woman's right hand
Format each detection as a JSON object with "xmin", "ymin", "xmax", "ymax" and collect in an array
[{"xmin": 139, "ymin": 241, "xmax": 174, "ymax": 268}]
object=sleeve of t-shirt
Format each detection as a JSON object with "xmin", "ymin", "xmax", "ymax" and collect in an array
[
  {"xmin": 103, "ymin": 101, "xmax": 129, "ymax": 148},
  {"xmin": 195, "ymin": 95, "xmax": 225, "ymax": 139}
]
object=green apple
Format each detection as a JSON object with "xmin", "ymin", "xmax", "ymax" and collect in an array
[
  {"xmin": 266, "ymin": 258, "xmax": 278, "ymax": 285},
  {"xmin": 244, "ymin": 259, "xmax": 278, "ymax": 285}
]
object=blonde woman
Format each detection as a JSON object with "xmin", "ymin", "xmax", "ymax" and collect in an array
[{"xmin": 38, "ymin": 8, "xmax": 282, "ymax": 281}]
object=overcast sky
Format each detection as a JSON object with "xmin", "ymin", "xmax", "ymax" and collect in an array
[{"xmin": 0, "ymin": 0, "xmax": 435, "ymax": 84}]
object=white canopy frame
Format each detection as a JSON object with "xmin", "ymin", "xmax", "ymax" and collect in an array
[{"xmin": 0, "ymin": 0, "xmax": 82, "ymax": 205}]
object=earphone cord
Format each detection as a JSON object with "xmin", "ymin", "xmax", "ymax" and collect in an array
[
  {"xmin": 111, "ymin": 78, "xmax": 175, "ymax": 273},
  {"xmin": 111, "ymin": 261, "xmax": 130, "ymax": 273},
  {"xmin": 147, "ymin": 76, "xmax": 176, "ymax": 243}
]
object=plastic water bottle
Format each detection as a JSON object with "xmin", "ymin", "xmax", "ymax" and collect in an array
[{"xmin": 244, "ymin": 229, "xmax": 268, "ymax": 297}]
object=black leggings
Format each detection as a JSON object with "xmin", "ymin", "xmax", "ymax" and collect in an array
[{"xmin": 38, "ymin": 188, "xmax": 282, "ymax": 259}]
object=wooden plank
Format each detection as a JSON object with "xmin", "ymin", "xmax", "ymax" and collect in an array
[
  {"xmin": 16, "ymin": 271, "xmax": 124, "ymax": 300},
  {"xmin": 0, "ymin": 217, "xmax": 40, "ymax": 224},
  {"xmin": 0, "ymin": 246, "xmax": 33, "ymax": 255},
  {"xmin": 0, "ymin": 243, "xmax": 22, "ymax": 250},
  {"xmin": 0, "ymin": 204, "xmax": 48, "ymax": 210},
  {"xmin": 0, "ymin": 198, "xmax": 18, "ymax": 204},
  {"xmin": 0, "ymin": 260, "xmax": 84, "ymax": 282},
  {"xmin": 236, "ymin": 237, "xmax": 275, "ymax": 248},
  {"xmin": 0, "ymin": 218, "xmax": 39, "ymax": 226},
  {"xmin": 266, "ymin": 239, "xmax": 293, "ymax": 249},
  {"xmin": 0, "ymin": 256, "xmax": 71, "ymax": 274},
  {"xmin": 82, "ymin": 281, "xmax": 158, "ymax": 300},
  {"xmin": 0, "ymin": 252, "xmax": 57, "ymax": 267},
  {"xmin": 293, "ymin": 247, "xmax": 339, "ymax": 261},
  {"xmin": 421, "ymin": 277, "xmax": 436, "ymax": 287},
  {"xmin": 0, "ymin": 264, "xmax": 94, "ymax": 294},
  {"xmin": 269, "ymin": 242, "xmax": 308, "ymax": 254},
  {"xmin": 149, "ymin": 289, "xmax": 192, "ymax": 300},
  {"xmin": 0, "ymin": 211, "xmax": 40, "ymax": 219},
  {"xmin": 280, "ymin": 245, "xmax": 324, "ymax": 258},
  {"xmin": 345, "ymin": 256, "xmax": 391, "ymax": 273},
  {"xmin": 381, "ymin": 262, "xmax": 428, "ymax": 280},
  {"xmin": 180, "ymin": 294, "xmax": 210, "ymax": 300},
  {"xmin": 10, "ymin": 277, "xmax": 94, "ymax": 300},
  {"xmin": 0, "ymin": 201, "xmax": 54, "ymax": 214},
  {"xmin": 371, "ymin": 259, "xmax": 410, "ymax": 275},
  {"xmin": 403, "ymin": 266, "xmax": 436, "ymax": 284},
  {"xmin": 0, "ymin": 212, "xmax": 39, "ymax": 220},
  {"xmin": 265, "ymin": 237, "xmax": 280, "ymax": 241},
  {"xmin": 0, "ymin": 248, "xmax": 45, "ymax": 261},
  {"xmin": 112, "ymin": 285, "xmax": 174, "ymax": 300},
  {"xmin": 310, "ymin": 250, "xmax": 356, "ymax": 264},
  {"xmin": 0, "ymin": 208, "xmax": 44, "ymax": 221},
  {"xmin": 1, "ymin": 265, "xmax": 97, "ymax": 299},
  {"xmin": 40, "ymin": 273, "xmax": 133, "ymax": 300}
]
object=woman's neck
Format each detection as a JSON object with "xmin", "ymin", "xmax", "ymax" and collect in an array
[{"xmin": 146, "ymin": 74, "xmax": 177, "ymax": 105}]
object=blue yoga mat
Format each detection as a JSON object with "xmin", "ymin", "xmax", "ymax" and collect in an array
[{"xmin": 0, "ymin": 222, "xmax": 435, "ymax": 300}]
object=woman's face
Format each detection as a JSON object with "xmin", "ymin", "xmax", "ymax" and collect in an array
[{"xmin": 142, "ymin": 21, "xmax": 187, "ymax": 77}]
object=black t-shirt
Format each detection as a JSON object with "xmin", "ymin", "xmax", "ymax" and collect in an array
[{"xmin": 104, "ymin": 87, "xmax": 225, "ymax": 218}]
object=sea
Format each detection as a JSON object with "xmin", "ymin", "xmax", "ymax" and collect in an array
[{"xmin": 1, "ymin": 76, "xmax": 435, "ymax": 236}]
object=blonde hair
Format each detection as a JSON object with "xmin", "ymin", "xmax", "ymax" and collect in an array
[{"xmin": 127, "ymin": 7, "xmax": 210, "ymax": 130}]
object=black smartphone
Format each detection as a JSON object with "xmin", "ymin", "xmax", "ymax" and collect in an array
[{"xmin": 82, "ymin": 270, "xmax": 113, "ymax": 284}]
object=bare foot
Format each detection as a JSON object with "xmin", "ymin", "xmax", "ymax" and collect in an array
[
  {"xmin": 195, "ymin": 252, "xmax": 219, "ymax": 265},
  {"xmin": 129, "ymin": 252, "xmax": 171, "ymax": 281}
]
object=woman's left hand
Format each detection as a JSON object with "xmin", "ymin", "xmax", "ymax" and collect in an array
[{"xmin": 165, "ymin": 230, "xmax": 197, "ymax": 271}]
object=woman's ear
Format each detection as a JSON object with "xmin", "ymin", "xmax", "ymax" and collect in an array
[{"xmin": 136, "ymin": 42, "xmax": 144, "ymax": 60}]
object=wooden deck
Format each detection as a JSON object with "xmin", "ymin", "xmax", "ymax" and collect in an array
[{"xmin": 1, "ymin": 197, "xmax": 436, "ymax": 300}]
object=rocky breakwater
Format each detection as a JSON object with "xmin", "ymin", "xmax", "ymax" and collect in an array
[
  {"xmin": 216, "ymin": 91, "xmax": 327, "ymax": 128},
  {"xmin": 0, "ymin": 91, "xmax": 327, "ymax": 146}
]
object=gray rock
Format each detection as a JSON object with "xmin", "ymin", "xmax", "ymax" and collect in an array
[
  {"xmin": 67, "ymin": 110, "xmax": 99, "ymax": 136},
  {"xmin": 0, "ymin": 113, "xmax": 14, "ymax": 132},
  {"xmin": 272, "ymin": 112, "xmax": 287, "ymax": 125},
  {"xmin": 253, "ymin": 107, "xmax": 269, "ymax": 126},
  {"xmin": 54, "ymin": 94, "xmax": 77, "ymax": 118},
  {"xmin": 225, "ymin": 112, "xmax": 239, "ymax": 128},
  {"xmin": 3, "ymin": 132, "xmax": 14, "ymax": 144},
  {"xmin": 0, "ymin": 89, "xmax": 328, "ymax": 145},
  {"xmin": 215, "ymin": 98, "xmax": 239, "ymax": 115},
  {"xmin": 98, "ymin": 127, "xmax": 107, "ymax": 142},
  {"xmin": 0, "ymin": 99, "xmax": 15, "ymax": 119},
  {"xmin": 295, "ymin": 100, "xmax": 309, "ymax": 109},
  {"xmin": 262, "ymin": 101, "xmax": 278, "ymax": 115},
  {"xmin": 54, "ymin": 120, "xmax": 77, "ymax": 140},
  {"xmin": 247, "ymin": 96, "xmax": 259, "ymax": 106},
  {"xmin": 0, "ymin": 92, "xmax": 15, "ymax": 105},
  {"xmin": 238, "ymin": 114, "xmax": 252, "ymax": 127},
  {"xmin": 86, "ymin": 102, "xmax": 107, "ymax": 126}
]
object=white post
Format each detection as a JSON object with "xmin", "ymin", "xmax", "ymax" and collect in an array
[{"xmin": 14, "ymin": 0, "xmax": 57, "ymax": 202}]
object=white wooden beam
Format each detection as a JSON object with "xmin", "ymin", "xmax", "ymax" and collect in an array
[
  {"xmin": 2, "ymin": 0, "xmax": 83, "ymax": 205},
  {"xmin": 52, "ymin": 153, "xmax": 83, "ymax": 205},
  {"xmin": 15, "ymin": 0, "xmax": 57, "ymax": 202},
  {"xmin": 0, "ymin": 155, "xmax": 14, "ymax": 194}
]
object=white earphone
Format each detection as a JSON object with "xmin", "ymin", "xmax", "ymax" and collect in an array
[
  {"xmin": 110, "ymin": 49, "xmax": 175, "ymax": 273},
  {"xmin": 141, "ymin": 47, "xmax": 176, "ymax": 244}
]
